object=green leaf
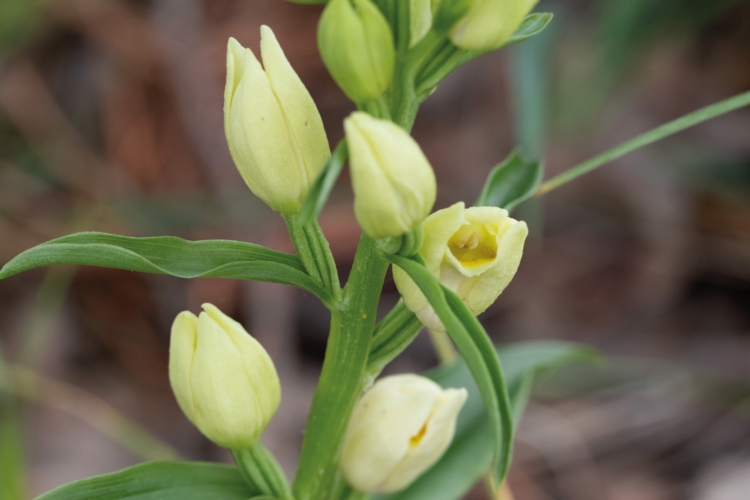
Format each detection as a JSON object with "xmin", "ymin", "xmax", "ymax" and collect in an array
[
  {"xmin": 475, "ymin": 150, "xmax": 543, "ymax": 211},
  {"xmin": 504, "ymin": 13, "xmax": 554, "ymax": 47},
  {"xmin": 386, "ymin": 254, "xmax": 513, "ymax": 484},
  {"xmin": 34, "ymin": 461, "xmax": 261, "ymax": 500},
  {"xmin": 0, "ymin": 232, "xmax": 329, "ymax": 302},
  {"xmin": 298, "ymin": 140, "xmax": 348, "ymax": 225},
  {"xmin": 285, "ymin": 0, "xmax": 327, "ymax": 3},
  {"xmin": 380, "ymin": 341, "xmax": 601, "ymax": 500}
]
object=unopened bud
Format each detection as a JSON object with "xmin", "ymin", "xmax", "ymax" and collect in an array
[{"xmin": 169, "ymin": 304, "xmax": 281, "ymax": 448}]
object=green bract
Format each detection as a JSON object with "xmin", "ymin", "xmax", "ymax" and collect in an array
[
  {"xmin": 450, "ymin": 0, "xmax": 539, "ymax": 51},
  {"xmin": 345, "ymin": 112, "xmax": 437, "ymax": 239},
  {"xmin": 318, "ymin": 0, "xmax": 395, "ymax": 103},
  {"xmin": 170, "ymin": 304, "xmax": 281, "ymax": 449},
  {"xmin": 224, "ymin": 27, "xmax": 330, "ymax": 213},
  {"xmin": 393, "ymin": 202, "xmax": 528, "ymax": 331}
]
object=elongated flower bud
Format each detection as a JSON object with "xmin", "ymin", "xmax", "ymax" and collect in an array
[
  {"xmin": 224, "ymin": 27, "xmax": 330, "ymax": 213},
  {"xmin": 318, "ymin": 0, "xmax": 395, "ymax": 103},
  {"xmin": 344, "ymin": 112, "xmax": 436, "ymax": 239},
  {"xmin": 393, "ymin": 202, "xmax": 528, "ymax": 331},
  {"xmin": 169, "ymin": 304, "xmax": 281, "ymax": 449},
  {"xmin": 341, "ymin": 374, "xmax": 467, "ymax": 493},
  {"xmin": 450, "ymin": 0, "xmax": 538, "ymax": 51}
]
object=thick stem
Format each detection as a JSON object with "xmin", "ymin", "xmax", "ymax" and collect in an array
[
  {"xmin": 233, "ymin": 443, "xmax": 293, "ymax": 499},
  {"xmin": 293, "ymin": 235, "xmax": 389, "ymax": 500}
]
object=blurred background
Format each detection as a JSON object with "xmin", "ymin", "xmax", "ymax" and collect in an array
[{"xmin": 1, "ymin": 0, "xmax": 749, "ymax": 499}]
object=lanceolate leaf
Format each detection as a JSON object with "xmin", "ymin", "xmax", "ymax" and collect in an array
[
  {"xmin": 380, "ymin": 342, "xmax": 601, "ymax": 500},
  {"xmin": 0, "ymin": 232, "xmax": 329, "ymax": 301},
  {"xmin": 504, "ymin": 13, "xmax": 554, "ymax": 47},
  {"xmin": 34, "ymin": 461, "xmax": 261, "ymax": 500},
  {"xmin": 475, "ymin": 150, "xmax": 543, "ymax": 211},
  {"xmin": 386, "ymin": 254, "xmax": 513, "ymax": 484}
]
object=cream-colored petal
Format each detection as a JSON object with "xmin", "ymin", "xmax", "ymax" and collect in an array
[
  {"xmin": 380, "ymin": 387, "xmax": 467, "ymax": 492},
  {"xmin": 201, "ymin": 304, "xmax": 281, "ymax": 429},
  {"xmin": 260, "ymin": 26, "xmax": 330, "ymax": 184},
  {"xmin": 169, "ymin": 311, "xmax": 199, "ymax": 423},
  {"xmin": 341, "ymin": 374, "xmax": 441, "ymax": 492},
  {"xmin": 345, "ymin": 112, "xmax": 435, "ymax": 239},
  {"xmin": 189, "ymin": 311, "xmax": 262, "ymax": 448},
  {"xmin": 450, "ymin": 0, "xmax": 538, "ymax": 51},
  {"xmin": 393, "ymin": 202, "xmax": 465, "ymax": 319},
  {"xmin": 466, "ymin": 220, "xmax": 528, "ymax": 315},
  {"xmin": 228, "ymin": 43, "xmax": 303, "ymax": 212}
]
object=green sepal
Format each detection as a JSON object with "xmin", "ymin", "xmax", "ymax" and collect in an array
[
  {"xmin": 474, "ymin": 149, "xmax": 543, "ymax": 211},
  {"xmin": 0, "ymin": 232, "xmax": 330, "ymax": 302},
  {"xmin": 385, "ymin": 254, "xmax": 513, "ymax": 484},
  {"xmin": 378, "ymin": 341, "xmax": 601, "ymax": 500},
  {"xmin": 504, "ymin": 13, "xmax": 554, "ymax": 47},
  {"xmin": 33, "ymin": 461, "xmax": 261, "ymax": 500},
  {"xmin": 298, "ymin": 140, "xmax": 349, "ymax": 226},
  {"xmin": 233, "ymin": 442, "xmax": 293, "ymax": 499}
]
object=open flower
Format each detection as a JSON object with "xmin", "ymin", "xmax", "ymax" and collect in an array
[
  {"xmin": 340, "ymin": 374, "xmax": 467, "ymax": 493},
  {"xmin": 393, "ymin": 202, "xmax": 528, "ymax": 331},
  {"xmin": 169, "ymin": 303, "xmax": 281, "ymax": 449},
  {"xmin": 224, "ymin": 26, "xmax": 330, "ymax": 213}
]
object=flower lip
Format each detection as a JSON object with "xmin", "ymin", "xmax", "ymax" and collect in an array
[
  {"xmin": 446, "ymin": 220, "xmax": 500, "ymax": 275},
  {"xmin": 444, "ymin": 211, "xmax": 516, "ymax": 277}
]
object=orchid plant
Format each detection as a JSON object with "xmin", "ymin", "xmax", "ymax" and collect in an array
[{"xmin": 2, "ymin": 1, "xmax": 749, "ymax": 499}]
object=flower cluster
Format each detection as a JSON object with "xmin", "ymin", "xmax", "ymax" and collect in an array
[{"xmin": 169, "ymin": 0, "xmax": 537, "ymax": 492}]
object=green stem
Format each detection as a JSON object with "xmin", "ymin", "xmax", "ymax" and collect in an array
[
  {"xmin": 428, "ymin": 329, "xmax": 458, "ymax": 365},
  {"xmin": 537, "ymin": 90, "xmax": 750, "ymax": 196},
  {"xmin": 293, "ymin": 235, "xmax": 389, "ymax": 500},
  {"xmin": 284, "ymin": 214, "xmax": 341, "ymax": 305},
  {"xmin": 390, "ymin": 30, "xmax": 447, "ymax": 130},
  {"xmin": 366, "ymin": 300, "xmax": 422, "ymax": 377},
  {"xmin": 233, "ymin": 443, "xmax": 293, "ymax": 499}
]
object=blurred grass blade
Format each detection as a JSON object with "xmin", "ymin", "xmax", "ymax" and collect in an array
[
  {"xmin": 475, "ymin": 150, "xmax": 544, "ymax": 211},
  {"xmin": 298, "ymin": 140, "xmax": 348, "ymax": 225},
  {"xmin": 34, "ymin": 462, "xmax": 261, "ymax": 500},
  {"xmin": 379, "ymin": 341, "xmax": 601, "ymax": 500},
  {"xmin": 537, "ymin": 90, "xmax": 750, "ymax": 195},
  {"xmin": 0, "ymin": 348, "xmax": 25, "ymax": 500},
  {"xmin": 386, "ymin": 254, "xmax": 513, "ymax": 484},
  {"xmin": 0, "ymin": 232, "xmax": 330, "ymax": 302},
  {"xmin": 3, "ymin": 363, "xmax": 178, "ymax": 462}
]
